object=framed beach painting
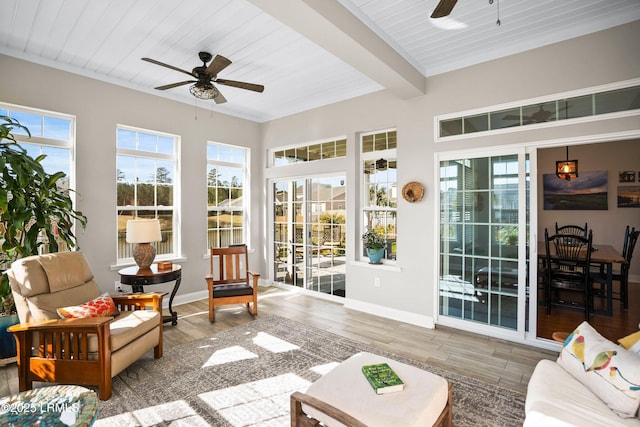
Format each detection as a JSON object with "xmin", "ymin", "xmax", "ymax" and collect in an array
[
  {"xmin": 617, "ymin": 186, "xmax": 640, "ymax": 208},
  {"xmin": 543, "ymin": 170, "xmax": 608, "ymax": 210}
]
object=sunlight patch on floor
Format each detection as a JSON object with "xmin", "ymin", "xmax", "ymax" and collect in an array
[
  {"xmin": 252, "ymin": 332, "xmax": 300, "ymax": 353},
  {"xmin": 199, "ymin": 373, "xmax": 311, "ymax": 427},
  {"xmin": 202, "ymin": 345, "xmax": 258, "ymax": 368},
  {"xmin": 310, "ymin": 361, "xmax": 340, "ymax": 376},
  {"xmin": 94, "ymin": 400, "xmax": 208, "ymax": 426}
]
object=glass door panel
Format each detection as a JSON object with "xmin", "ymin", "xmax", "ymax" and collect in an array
[
  {"xmin": 273, "ymin": 176, "xmax": 347, "ymax": 297},
  {"xmin": 439, "ymin": 154, "xmax": 528, "ymax": 331}
]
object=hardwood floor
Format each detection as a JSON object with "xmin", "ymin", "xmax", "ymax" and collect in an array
[
  {"xmin": 536, "ymin": 279, "xmax": 639, "ymax": 342},
  {"xmin": 1, "ymin": 285, "xmax": 560, "ymax": 399}
]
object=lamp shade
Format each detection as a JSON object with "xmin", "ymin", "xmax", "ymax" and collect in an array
[
  {"xmin": 556, "ymin": 160, "xmax": 578, "ymax": 181},
  {"xmin": 126, "ymin": 219, "xmax": 162, "ymax": 244}
]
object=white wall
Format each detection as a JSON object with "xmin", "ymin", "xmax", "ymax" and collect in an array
[
  {"xmin": 260, "ymin": 21, "xmax": 640, "ymax": 323},
  {"xmin": 0, "ymin": 54, "xmax": 263, "ymax": 300},
  {"xmin": 1, "ymin": 20, "xmax": 638, "ymax": 326}
]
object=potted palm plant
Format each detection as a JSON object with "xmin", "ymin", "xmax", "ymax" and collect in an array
[
  {"xmin": 362, "ymin": 228, "xmax": 386, "ymax": 264},
  {"xmin": 0, "ymin": 116, "xmax": 87, "ymax": 359}
]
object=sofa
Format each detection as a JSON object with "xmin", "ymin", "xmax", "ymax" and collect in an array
[
  {"xmin": 525, "ymin": 322, "xmax": 640, "ymax": 426},
  {"xmin": 7, "ymin": 251, "xmax": 164, "ymax": 400}
]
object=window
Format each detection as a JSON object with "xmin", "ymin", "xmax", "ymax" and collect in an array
[
  {"xmin": 361, "ymin": 129, "xmax": 397, "ymax": 261},
  {"xmin": 438, "ymin": 83, "xmax": 640, "ymax": 138},
  {"xmin": 207, "ymin": 142, "xmax": 248, "ymax": 248},
  {"xmin": 116, "ymin": 126, "xmax": 179, "ymax": 262},
  {"xmin": 1, "ymin": 104, "xmax": 76, "ymax": 251},
  {"xmin": 0, "ymin": 104, "xmax": 74, "ymax": 195},
  {"xmin": 272, "ymin": 137, "xmax": 347, "ymax": 166}
]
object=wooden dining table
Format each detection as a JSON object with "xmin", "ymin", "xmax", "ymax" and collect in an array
[{"xmin": 537, "ymin": 241, "xmax": 628, "ymax": 316}]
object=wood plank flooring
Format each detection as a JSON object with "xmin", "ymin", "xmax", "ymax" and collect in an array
[
  {"xmin": 537, "ymin": 279, "xmax": 640, "ymax": 342},
  {"xmin": 1, "ymin": 286, "xmax": 559, "ymax": 399}
]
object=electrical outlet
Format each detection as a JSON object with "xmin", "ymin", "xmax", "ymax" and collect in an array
[
  {"xmin": 374, "ymin": 277, "xmax": 381, "ymax": 287},
  {"xmin": 115, "ymin": 281, "xmax": 123, "ymax": 293}
]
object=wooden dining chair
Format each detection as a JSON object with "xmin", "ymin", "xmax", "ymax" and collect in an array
[
  {"xmin": 591, "ymin": 226, "xmax": 638, "ymax": 309},
  {"xmin": 205, "ymin": 245, "xmax": 260, "ymax": 322},
  {"xmin": 544, "ymin": 229, "xmax": 593, "ymax": 320},
  {"xmin": 555, "ymin": 222, "xmax": 589, "ymax": 238}
]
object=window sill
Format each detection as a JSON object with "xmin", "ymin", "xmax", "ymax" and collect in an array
[{"xmin": 350, "ymin": 260, "xmax": 401, "ymax": 272}]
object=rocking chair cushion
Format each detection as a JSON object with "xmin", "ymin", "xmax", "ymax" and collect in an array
[{"xmin": 213, "ymin": 284, "xmax": 254, "ymax": 298}]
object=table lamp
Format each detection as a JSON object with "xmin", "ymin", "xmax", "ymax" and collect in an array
[{"xmin": 126, "ymin": 218, "xmax": 162, "ymax": 269}]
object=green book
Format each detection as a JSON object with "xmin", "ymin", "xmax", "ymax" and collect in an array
[{"xmin": 361, "ymin": 363, "xmax": 405, "ymax": 394}]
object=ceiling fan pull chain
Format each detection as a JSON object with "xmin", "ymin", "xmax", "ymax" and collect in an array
[{"xmin": 489, "ymin": 0, "xmax": 501, "ymax": 26}]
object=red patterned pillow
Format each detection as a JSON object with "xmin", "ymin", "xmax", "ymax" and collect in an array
[{"xmin": 57, "ymin": 293, "xmax": 116, "ymax": 319}]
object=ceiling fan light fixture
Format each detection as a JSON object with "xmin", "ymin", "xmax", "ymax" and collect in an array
[
  {"xmin": 189, "ymin": 82, "xmax": 219, "ymax": 100},
  {"xmin": 556, "ymin": 146, "xmax": 578, "ymax": 181}
]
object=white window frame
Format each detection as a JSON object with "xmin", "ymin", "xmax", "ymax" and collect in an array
[
  {"xmin": 206, "ymin": 141, "xmax": 250, "ymax": 250},
  {"xmin": 360, "ymin": 128, "xmax": 398, "ymax": 263},
  {"xmin": 0, "ymin": 102, "xmax": 76, "ymax": 191},
  {"xmin": 1, "ymin": 103, "xmax": 77, "ymax": 252},
  {"xmin": 116, "ymin": 125, "xmax": 181, "ymax": 264}
]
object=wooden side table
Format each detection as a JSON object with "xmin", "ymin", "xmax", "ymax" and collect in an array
[{"xmin": 118, "ymin": 264, "xmax": 181, "ymax": 325}]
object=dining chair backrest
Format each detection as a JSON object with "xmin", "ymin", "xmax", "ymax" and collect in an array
[
  {"xmin": 622, "ymin": 226, "xmax": 639, "ymax": 263},
  {"xmin": 555, "ymin": 222, "xmax": 589, "ymax": 238},
  {"xmin": 545, "ymin": 229, "xmax": 593, "ymax": 273}
]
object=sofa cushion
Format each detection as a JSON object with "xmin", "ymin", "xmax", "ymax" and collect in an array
[
  {"xmin": 525, "ymin": 359, "xmax": 640, "ymax": 427},
  {"xmin": 619, "ymin": 331, "xmax": 640, "ymax": 355},
  {"xmin": 557, "ymin": 321, "xmax": 640, "ymax": 418},
  {"xmin": 57, "ymin": 293, "xmax": 116, "ymax": 319}
]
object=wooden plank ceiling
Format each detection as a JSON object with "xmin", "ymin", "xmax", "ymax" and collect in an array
[{"xmin": 0, "ymin": 0, "xmax": 638, "ymax": 122}]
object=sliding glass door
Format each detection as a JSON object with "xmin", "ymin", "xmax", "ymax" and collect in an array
[
  {"xmin": 439, "ymin": 151, "xmax": 530, "ymax": 334},
  {"xmin": 273, "ymin": 176, "xmax": 347, "ymax": 297}
]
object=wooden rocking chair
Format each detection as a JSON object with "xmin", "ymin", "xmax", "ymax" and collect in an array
[{"xmin": 205, "ymin": 245, "xmax": 259, "ymax": 322}]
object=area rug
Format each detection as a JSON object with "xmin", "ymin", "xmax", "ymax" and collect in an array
[{"xmin": 96, "ymin": 315, "xmax": 525, "ymax": 426}]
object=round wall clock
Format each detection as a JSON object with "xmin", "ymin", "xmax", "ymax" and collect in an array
[{"xmin": 401, "ymin": 181, "xmax": 425, "ymax": 203}]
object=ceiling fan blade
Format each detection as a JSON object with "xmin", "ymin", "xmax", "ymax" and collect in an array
[
  {"xmin": 206, "ymin": 54, "xmax": 232, "ymax": 76},
  {"xmin": 431, "ymin": 0, "xmax": 458, "ymax": 18},
  {"xmin": 142, "ymin": 58, "xmax": 195, "ymax": 78},
  {"xmin": 155, "ymin": 80, "xmax": 196, "ymax": 90},
  {"xmin": 502, "ymin": 114, "xmax": 521, "ymax": 121},
  {"xmin": 213, "ymin": 86, "xmax": 227, "ymax": 104},
  {"xmin": 216, "ymin": 78, "xmax": 264, "ymax": 93}
]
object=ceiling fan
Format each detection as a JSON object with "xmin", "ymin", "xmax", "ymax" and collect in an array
[
  {"xmin": 141, "ymin": 51, "xmax": 264, "ymax": 104},
  {"xmin": 431, "ymin": 0, "xmax": 458, "ymax": 18}
]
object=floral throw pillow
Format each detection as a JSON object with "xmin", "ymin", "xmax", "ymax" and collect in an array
[
  {"xmin": 57, "ymin": 293, "xmax": 116, "ymax": 319},
  {"xmin": 557, "ymin": 321, "xmax": 640, "ymax": 418}
]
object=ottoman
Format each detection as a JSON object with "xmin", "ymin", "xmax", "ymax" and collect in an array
[{"xmin": 291, "ymin": 351, "xmax": 452, "ymax": 427}]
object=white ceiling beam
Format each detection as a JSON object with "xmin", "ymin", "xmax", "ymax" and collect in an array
[{"xmin": 247, "ymin": 0, "xmax": 426, "ymax": 99}]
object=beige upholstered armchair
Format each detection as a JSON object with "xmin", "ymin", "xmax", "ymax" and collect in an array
[{"xmin": 7, "ymin": 251, "xmax": 164, "ymax": 400}]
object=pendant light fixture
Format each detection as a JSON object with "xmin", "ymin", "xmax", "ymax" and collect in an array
[{"xmin": 556, "ymin": 146, "xmax": 578, "ymax": 181}]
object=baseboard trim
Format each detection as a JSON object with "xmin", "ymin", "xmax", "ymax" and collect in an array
[{"xmin": 343, "ymin": 299, "xmax": 435, "ymax": 329}]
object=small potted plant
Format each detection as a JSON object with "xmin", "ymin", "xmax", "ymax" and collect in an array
[{"xmin": 362, "ymin": 228, "xmax": 386, "ymax": 264}]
